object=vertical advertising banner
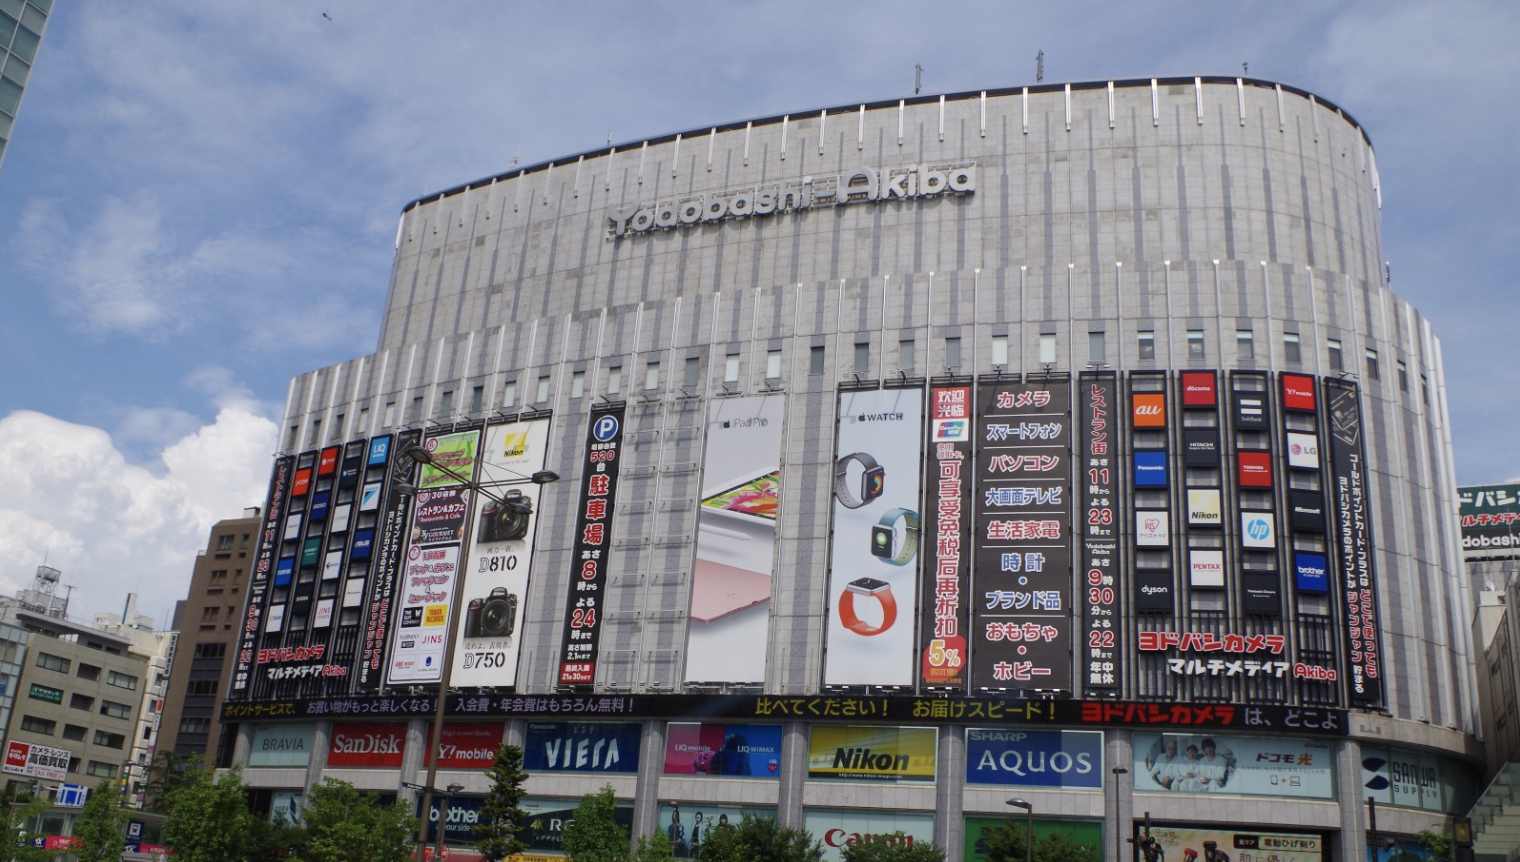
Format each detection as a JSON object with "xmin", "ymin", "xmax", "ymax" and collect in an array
[
  {"xmin": 357, "ymin": 431, "xmax": 416, "ymax": 691},
  {"xmin": 824, "ymin": 389, "xmax": 925, "ymax": 687},
  {"xmin": 387, "ymin": 430, "xmax": 482, "ymax": 685},
  {"xmin": 1079, "ymin": 374, "xmax": 1120, "ymax": 696},
  {"xmin": 558, "ymin": 408, "xmax": 626, "ymax": 685},
  {"xmin": 686, "ymin": 396, "xmax": 784, "ymax": 684},
  {"xmin": 450, "ymin": 419, "xmax": 552, "ymax": 688},
  {"xmin": 920, "ymin": 385, "xmax": 972, "ymax": 689},
  {"xmin": 1325, "ymin": 379, "xmax": 1385, "ymax": 708},
  {"xmin": 232, "ymin": 456, "xmax": 293, "ymax": 694},
  {"xmin": 973, "ymin": 380, "xmax": 1072, "ymax": 690}
]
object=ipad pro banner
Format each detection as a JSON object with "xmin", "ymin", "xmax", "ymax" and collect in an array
[
  {"xmin": 686, "ymin": 396, "xmax": 784, "ymax": 684},
  {"xmin": 824, "ymin": 388, "xmax": 925, "ymax": 687}
]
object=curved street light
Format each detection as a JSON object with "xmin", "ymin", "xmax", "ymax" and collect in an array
[{"xmin": 1006, "ymin": 798, "xmax": 1033, "ymax": 862}]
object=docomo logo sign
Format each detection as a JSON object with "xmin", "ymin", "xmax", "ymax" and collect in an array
[
  {"xmin": 608, "ymin": 163, "xmax": 976, "ymax": 238},
  {"xmin": 1131, "ymin": 393, "xmax": 1166, "ymax": 428},
  {"xmin": 1181, "ymin": 372, "xmax": 1217, "ymax": 406}
]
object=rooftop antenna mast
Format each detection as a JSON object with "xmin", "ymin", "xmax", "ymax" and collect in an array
[
  {"xmin": 1036, "ymin": 50, "xmax": 1044, "ymax": 83},
  {"xmin": 915, "ymin": 63, "xmax": 924, "ymax": 95}
]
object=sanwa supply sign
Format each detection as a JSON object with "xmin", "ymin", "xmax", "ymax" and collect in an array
[{"xmin": 965, "ymin": 729, "xmax": 1103, "ymax": 788}]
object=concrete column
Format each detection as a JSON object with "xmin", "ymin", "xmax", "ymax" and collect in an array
[
  {"xmin": 776, "ymin": 721, "xmax": 809, "ymax": 828},
  {"xmin": 1106, "ymin": 730, "xmax": 1133, "ymax": 862},
  {"xmin": 504, "ymin": 718, "xmax": 525, "ymax": 748},
  {"xmin": 232, "ymin": 723, "xmax": 252, "ymax": 767},
  {"xmin": 1335, "ymin": 738, "xmax": 1365, "ymax": 862},
  {"xmin": 399, "ymin": 717, "xmax": 431, "ymax": 801},
  {"xmin": 631, "ymin": 720, "xmax": 667, "ymax": 852},
  {"xmin": 302, "ymin": 720, "xmax": 331, "ymax": 792},
  {"xmin": 935, "ymin": 726, "xmax": 967, "ymax": 862}
]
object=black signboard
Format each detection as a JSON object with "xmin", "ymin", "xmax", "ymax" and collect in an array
[
  {"xmin": 558, "ymin": 407, "xmax": 627, "ymax": 685},
  {"xmin": 1134, "ymin": 569, "xmax": 1174, "ymax": 614},
  {"xmin": 1290, "ymin": 489, "xmax": 1327, "ymax": 533},
  {"xmin": 972, "ymin": 379, "xmax": 1072, "ymax": 691},
  {"xmin": 1242, "ymin": 572, "xmax": 1282, "ymax": 617},
  {"xmin": 919, "ymin": 385, "xmax": 973, "ymax": 690},
  {"xmin": 1325, "ymin": 379, "xmax": 1385, "ymax": 708},
  {"xmin": 338, "ymin": 445, "xmax": 364, "ymax": 488},
  {"xmin": 231, "ymin": 456, "xmax": 294, "ymax": 694},
  {"xmin": 1233, "ymin": 391, "xmax": 1269, "ymax": 431},
  {"xmin": 356, "ymin": 429, "xmax": 420, "ymax": 692},
  {"xmin": 1079, "ymin": 373, "xmax": 1121, "ymax": 697},
  {"xmin": 1182, "ymin": 428, "xmax": 1220, "ymax": 467}
]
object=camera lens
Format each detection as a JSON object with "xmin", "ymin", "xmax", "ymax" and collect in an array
[{"xmin": 480, "ymin": 591, "xmax": 517, "ymax": 637}]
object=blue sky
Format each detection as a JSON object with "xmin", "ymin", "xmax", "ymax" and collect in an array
[{"xmin": 0, "ymin": 0, "xmax": 1516, "ymax": 621}]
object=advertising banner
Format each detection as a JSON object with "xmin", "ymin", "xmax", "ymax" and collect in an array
[
  {"xmin": 920, "ymin": 385, "xmax": 973, "ymax": 689},
  {"xmin": 1181, "ymin": 372, "xmax": 1217, "ymax": 408},
  {"xmin": 1132, "ymin": 393, "xmax": 1166, "ymax": 428},
  {"xmin": 1137, "ymin": 826, "xmax": 1326, "ymax": 862},
  {"xmin": 386, "ymin": 543, "xmax": 464, "ymax": 684},
  {"xmin": 326, "ymin": 722, "xmax": 407, "ymax": 768},
  {"xmin": 1240, "ymin": 512, "xmax": 1276, "ymax": 549},
  {"xmin": 412, "ymin": 488, "xmax": 471, "ymax": 545},
  {"xmin": 1458, "ymin": 483, "xmax": 1520, "ymax": 553},
  {"xmin": 1325, "ymin": 379, "xmax": 1385, "ymax": 708},
  {"xmin": 1286, "ymin": 433, "xmax": 1321, "ymax": 470},
  {"xmin": 1237, "ymin": 451, "xmax": 1272, "ymax": 488},
  {"xmin": 1079, "ymin": 374, "xmax": 1121, "ymax": 696},
  {"xmin": 520, "ymin": 797, "xmax": 635, "ymax": 854},
  {"xmin": 824, "ymin": 388, "xmax": 925, "ymax": 687},
  {"xmin": 664, "ymin": 722, "xmax": 782, "ymax": 777},
  {"xmin": 1136, "ymin": 512, "xmax": 1170, "ymax": 546},
  {"xmin": 972, "ymin": 379, "xmax": 1072, "ymax": 690},
  {"xmin": 452, "ymin": 418, "xmax": 552, "ymax": 688},
  {"xmin": 417, "ymin": 795, "xmax": 484, "ymax": 847},
  {"xmin": 416, "ymin": 431, "xmax": 480, "ymax": 489},
  {"xmin": 1289, "ymin": 490, "xmax": 1326, "ymax": 533},
  {"xmin": 1134, "ymin": 452, "xmax": 1167, "ymax": 487},
  {"xmin": 1282, "ymin": 374, "xmax": 1317, "ymax": 412},
  {"xmin": 1187, "ymin": 490, "xmax": 1221, "ymax": 527},
  {"xmin": 234, "ymin": 456, "xmax": 293, "ymax": 694},
  {"xmin": 523, "ymin": 721, "xmax": 641, "ymax": 773},
  {"xmin": 1135, "ymin": 570, "xmax": 1174, "ymax": 613},
  {"xmin": 1233, "ymin": 391, "xmax": 1268, "ymax": 431},
  {"xmin": 965, "ymin": 728, "xmax": 1103, "ymax": 788},
  {"xmin": 1242, "ymin": 573, "xmax": 1282, "ymax": 617},
  {"xmin": 1135, "ymin": 732, "xmax": 1333, "ymax": 797},
  {"xmin": 807, "ymin": 725, "xmax": 936, "ymax": 782},
  {"xmin": 805, "ymin": 809, "xmax": 935, "ymax": 862},
  {"xmin": 1182, "ymin": 428, "xmax": 1220, "ymax": 467},
  {"xmin": 318, "ymin": 446, "xmax": 339, "ymax": 476},
  {"xmin": 687, "ymin": 396, "xmax": 783, "ymax": 684},
  {"xmin": 658, "ymin": 804, "xmax": 776, "ymax": 859},
  {"xmin": 1295, "ymin": 553, "xmax": 1329, "ymax": 593},
  {"xmin": 1360, "ymin": 747, "xmax": 1445, "ymax": 811},
  {"xmin": 357, "ymin": 430, "xmax": 418, "ymax": 692},
  {"xmin": 1189, "ymin": 551, "xmax": 1224, "ymax": 589},
  {"xmin": 437, "ymin": 722, "xmax": 506, "ymax": 769},
  {"xmin": 1, "ymin": 741, "xmax": 68, "ymax": 782},
  {"xmin": 247, "ymin": 723, "xmax": 316, "ymax": 767},
  {"xmin": 558, "ymin": 408, "xmax": 627, "ymax": 685}
]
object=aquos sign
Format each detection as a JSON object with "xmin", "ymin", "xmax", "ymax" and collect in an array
[
  {"xmin": 965, "ymin": 729, "xmax": 1103, "ymax": 789},
  {"xmin": 607, "ymin": 163, "xmax": 976, "ymax": 238}
]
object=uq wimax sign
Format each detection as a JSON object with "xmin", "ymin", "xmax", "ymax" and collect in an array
[{"xmin": 608, "ymin": 163, "xmax": 977, "ymax": 238}]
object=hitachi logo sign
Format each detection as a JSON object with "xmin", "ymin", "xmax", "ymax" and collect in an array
[{"xmin": 608, "ymin": 163, "xmax": 975, "ymax": 238}]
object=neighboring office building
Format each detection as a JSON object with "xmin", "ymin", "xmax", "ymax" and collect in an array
[
  {"xmin": 0, "ymin": 0, "xmax": 51, "ymax": 173},
  {"xmin": 158, "ymin": 508, "xmax": 261, "ymax": 766},
  {"xmin": 224, "ymin": 77, "xmax": 1479, "ymax": 862}
]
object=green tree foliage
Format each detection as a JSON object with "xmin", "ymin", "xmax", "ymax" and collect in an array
[
  {"xmin": 841, "ymin": 832, "xmax": 946, "ymax": 862},
  {"xmin": 561, "ymin": 786, "xmax": 629, "ymax": 862},
  {"xmin": 142, "ymin": 750, "xmax": 205, "ymax": 814},
  {"xmin": 696, "ymin": 813, "xmax": 824, "ymax": 862},
  {"xmin": 0, "ymin": 784, "xmax": 59, "ymax": 862},
  {"xmin": 635, "ymin": 830, "xmax": 677, "ymax": 862},
  {"xmin": 1415, "ymin": 830, "xmax": 1454, "ymax": 862},
  {"xmin": 475, "ymin": 744, "xmax": 531, "ymax": 862},
  {"xmin": 292, "ymin": 778, "xmax": 414, "ymax": 862},
  {"xmin": 72, "ymin": 782, "xmax": 130, "ymax": 862},
  {"xmin": 983, "ymin": 823, "xmax": 1099, "ymax": 862},
  {"xmin": 160, "ymin": 766, "xmax": 259, "ymax": 862}
]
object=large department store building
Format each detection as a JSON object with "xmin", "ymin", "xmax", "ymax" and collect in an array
[{"xmin": 222, "ymin": 77, "xmax": 1482, "ymax": 862}]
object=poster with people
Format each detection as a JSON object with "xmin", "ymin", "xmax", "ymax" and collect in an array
[
  {"xmin": 1134, "ymin": 733, "xmax": 1333, "ymax": 798},
  {"xmin": 657, "ymin": 804, "xmax": 773, "ymax": 859}
]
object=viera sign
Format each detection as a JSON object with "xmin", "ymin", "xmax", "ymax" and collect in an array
[{"xmin": 608, "ymin": 163, "xmax": 976, "ymax": 238}]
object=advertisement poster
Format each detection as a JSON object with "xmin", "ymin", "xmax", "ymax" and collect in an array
[
  {"xmin": 247, "ymin": 723, "xmax": 316, "ymax": 768},
  {"xmin": 326, "ymin": 722, "xmax": 407, "ymax": 768},
  {"xmin": 1360, "ymin": 747, "xmax": 1447, "ymax": 812},
  {"xmin": 657, "ymin": 804, "xmax": 776, "ymax": 859},
  {"xmin": 417, "ymin": 795, "xmax": 484, "ymax": 847},
  {"xmin": 1458, "ymin": 483, "xmax": 1520, "ymax": 553},
  {"xmin": 823, "ymin": 388, "xmax": 925, "ymax": 687},
  {"xmin": 664, "ymin": 722, "xmax": 782, "ymax": 777},
  {"xmin": 806, "ymin": 725, "xmax": 936, "ymax": 782},
  {"xmin": 436, "ymin": 722, "xmax": 506, "ymax": 769},
  {"xmin": 386, "ymin": 543, "xmax": 464, "ymax": 683},
  {"xmin": 1326, "ymin": 379, "xmax": 1385, "ymax": 708},
  {"xmin": 233, "ymin": 456, "xmax": 293, "ymax": 694},
  {"xmin": 1, "ymin": 741, "xmax": 69, "ymax": 782},
  {"xmin": 965, "ymin": 817, "xmax": 1102, "ymax": 862},
  {"xmin": 973, "ymin": 379, "xmax": 1072, "ymax": 691},
  {"xmin": 558, "ymin": 408, "xmax": 626, "ymax": 685},
  {"xmin": 920, "ymin": 385, "xmax": 972, "ymax": 689},
  {"xmin": 805, "ymin": 809, "xmax": 935, "ymax": 862},
  {"xmin": 523, "ymin": 722, "xmax": 641, "ymax": 773},
  {"xmin": 1134, "ymin": 826, "xmax": 1326, "ymax": 862},
  {"xmin": 519, "ymin": 797, "xmax": 634, "ymax": 854},
  {"xmin": 686, "ymin": 396, "xmax": 783, "ymax": 684},
  {"xmin": 965, "ymin": 728, "xmax": 1104, "ymax": 788},
  {"xmin": 1134, "ymin": 733, "xmax": 1333, "ymax": 798},
  {"xmin": 358, "ymin": 429, "xmax": 418, "ymax": 692},
  {"xmin": 451, "ymin": 418, "xmax": 552, "ymax": 688},
  {"xmin": 1079, "ymin": 374, "xmax": 1121, "ymax": 697}
]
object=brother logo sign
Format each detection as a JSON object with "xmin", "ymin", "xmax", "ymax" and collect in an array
[{"xmin": 608, "ymin": 163, "xmax": 975, "ymax": 238}]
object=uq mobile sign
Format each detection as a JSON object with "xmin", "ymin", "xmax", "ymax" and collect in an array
[{"xmin": 608, "ymin": 163, "xmax": 976, "ymax": 238}]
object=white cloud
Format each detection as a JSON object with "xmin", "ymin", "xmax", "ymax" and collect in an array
[{"xmin": 0, "ymin": 407, "xmax": 276, "ymax": 624}]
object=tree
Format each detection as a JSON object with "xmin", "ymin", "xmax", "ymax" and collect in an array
[
  {"xmin": 635, "ymin": 830, "xmax": 677, "ymax": 862},
  {"xmin": 983, "ymin": 822, "xmax": 1099, "ymax": 862},
  {"xmin": 72, "ymin": 782, "xmax": 130, "ymax": 862},
  {"xmin": 1415, "ymin": 830, "xmax": 1454, "ymax": 862},
  {"xmin": 841, "ymin": 832, "xmax": 945, "ymax": 862},
  {"xmin": 143, "ymin": 750, "xmax": 205, "ymax": 814},
  {"xmin": 0, "ymin": 784, "xmax": 58, "ymax": 862},
  {"xmin": 561, "ymin": 786, "xmax": 629, "ymax": 862},
  {"xmin": 475, "ymin": 744, "xmax": 530, "ymax": 862},
  {"xmin": 160, "ymin": 765, "xmax": 259, "ymax": 862},
  {"xmin": 292, "ymin": 778, "xmax": 414, "ymax": 862},
  {"xmin": 697, "ymin": 813, "xmax": 824, "ymax": 862}
]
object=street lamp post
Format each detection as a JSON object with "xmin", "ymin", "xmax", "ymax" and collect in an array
[
  {"xmin": 1007, "ymin": 798, "xmax": 1033, "ymax": 862},
  {"xmin": 1110, "ymin": 767, "xmax": 1128, "ymax": 862},
  {"xmin": 402, "ymin": 443, "xmax": 559, "ymax": 861}
]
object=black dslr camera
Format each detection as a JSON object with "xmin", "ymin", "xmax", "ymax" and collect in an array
[
  {"xmin": 465, "ymin": 588, "xmax": 518, "ymax": 639},
  {"xmin": 478, "ymin": 488, "xmax": 533, "ymax": 543}
]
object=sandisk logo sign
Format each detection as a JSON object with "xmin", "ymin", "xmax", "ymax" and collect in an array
[
  {"xmin": 1181, "ymin": 372, "xmax": 1216, "ymax": 407},
  {"xmin": 1132, "ymin": 393, "xmax": 1166, "ymax": 428},
  {"xmin": 1282, "ymin": 374, "xmax": 1316, "ymax": 412},
  {"xmin": 327, "ymin": 723, "xmax": 407, "ymax": 767}
]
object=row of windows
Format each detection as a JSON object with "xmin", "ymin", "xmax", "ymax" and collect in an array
[
  {"xmin": 19, "ymin": 716, "xmax": 125, "ymax": 749},
  {"xmin": 34, "ymin": 653, "xmax": 140, "ymax": 689}
]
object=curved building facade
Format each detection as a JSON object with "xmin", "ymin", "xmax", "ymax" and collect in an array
[{"xmin": 224, "ymin": 78, "xmax": 1479, "ymax": 862}]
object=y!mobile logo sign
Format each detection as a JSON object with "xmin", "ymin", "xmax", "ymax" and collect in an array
[{"xmin": 1282, "ymin": 374, "xmax": 1317, "ymax": 412}]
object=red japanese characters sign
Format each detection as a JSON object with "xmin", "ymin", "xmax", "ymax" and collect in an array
[{"xmin": 559, "ymin": 408, "xmax": 626, "ymax": 685}]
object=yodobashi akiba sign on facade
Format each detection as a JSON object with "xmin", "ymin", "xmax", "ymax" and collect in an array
[{"xmin": 608, "ymin": 163, "xmax": 977, "ymax": 238}]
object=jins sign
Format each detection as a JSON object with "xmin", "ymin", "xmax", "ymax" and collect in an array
[{"xmin": 608, "ymin": 163, "xmax": 976, "ymax": 238}]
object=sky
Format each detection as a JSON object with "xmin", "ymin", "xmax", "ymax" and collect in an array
[{"xmin": 0, "ymin": 0, "xmax": 1516, "ymax": 624}]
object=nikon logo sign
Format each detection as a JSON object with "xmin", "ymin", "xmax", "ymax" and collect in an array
[{"xmin": 608, "ymin": 163, "xmax": 976, "ymax": 238}]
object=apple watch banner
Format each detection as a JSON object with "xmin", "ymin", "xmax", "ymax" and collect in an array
[
  {"xmin": 1078, "ymin": 373, "xmax": 1122, "ymax": 696},
  {"xmin": 972, "ymin": 379, "xmax": 1073, "ymax": 691},
  {"xmin": 451, "ymin": 417, "xmax": 552, "ymax": 688},
  {"xmin": 686, "ymin": 395, "xmax": 785, "ymax": 685},
  {"xmin": 558, "ymin": 407, "xmax": 627, "ymax": 685},
  {"xmin": 1325, "ymin": 378, "xmax": 1385, "ymax": 709},
  {"xmin": 919, "ymin": 385, "xmax": 972, "ymax": 690},
  {"xmin": 824, "ymin": 388, "xmax": 925, "ymax": 687}
]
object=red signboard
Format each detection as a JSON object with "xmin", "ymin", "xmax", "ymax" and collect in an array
[
  {"xmin": 1282, "ymin": 374, "xmax": 1316, "ymax": 412},
  {"xmin": 326, "ymin": 721, "xmax": 407, "ymax": 768},
  {"xmin": 1238, "ymin": 451, "xmax": 1273, "ymax": 488},
  {"xmin": 1181, "ymin": 372, "xmax": 1217, "ymax": 407},
  {"xmin": 318, "ymin": 446, "xmax": 341, "ymax": 476},
  {"xmin": 3, "ymin": 742, "xmax": 26, "ymax": 771},
  {"xmin": 1131, "ymin": 393, "xmax": 1166, "ymax": 428},
  {"xmin": 292, "ymin": 468, "xmax": 312, "ymax": 497},
  {"xmin": 437, "ymin": 722, "xmax": 506, "ymax": 768}
]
